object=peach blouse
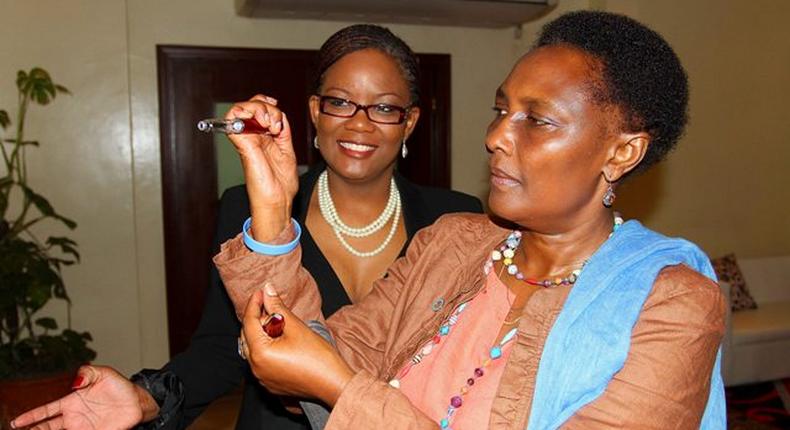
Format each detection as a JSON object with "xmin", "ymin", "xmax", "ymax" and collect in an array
[{"xmin": 398, "ymin": 270, "xmax": 516, "ymax": 429}]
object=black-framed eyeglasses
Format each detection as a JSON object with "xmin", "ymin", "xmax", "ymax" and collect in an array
[{"xmin": 317, "ymin": 95, "xmax": 410, "ymax": 125}]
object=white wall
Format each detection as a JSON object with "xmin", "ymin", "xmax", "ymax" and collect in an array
[{"xmin": 2, "ymin": 0, "xmax": 788, "ymax": 373}]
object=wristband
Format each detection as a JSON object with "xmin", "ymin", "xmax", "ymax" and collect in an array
[{"xmin": 242, "ymin": 217, "xmax": 301, "ymax": 255}]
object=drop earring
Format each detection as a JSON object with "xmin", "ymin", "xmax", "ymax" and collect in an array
[
  {"xmin": 313, "ymin": 136, "xmax": 319, "ymax": 149},
  {"xmin": 401, "ymin": 140, "xmax": 408, "ymax": 158},
  {"xmin": 602, "ymin": 182, "xmax": 616, "ymax": 207}
]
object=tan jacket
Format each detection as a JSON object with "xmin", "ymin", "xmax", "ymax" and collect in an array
[{"xmin": 215, "ymin": 213, "xmax": 725, "ymax": 429}]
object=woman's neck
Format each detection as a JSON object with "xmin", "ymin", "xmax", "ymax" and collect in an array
[{"xmin": 516, "ymin": 211, "xmax": 615, "ymax": 278}]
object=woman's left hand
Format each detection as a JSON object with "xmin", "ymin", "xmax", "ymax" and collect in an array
[{"xmin": 242, "ymin": 284, "xmax": 354, "ymax": 407}]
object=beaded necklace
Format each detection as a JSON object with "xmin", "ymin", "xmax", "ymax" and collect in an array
[
  {"xmin": 484, "ymin": 214, "xmax": 623, "ymax": 287},
  {"xmin": 388, "ymin": 214, "xmax": 624, "ymax": 429},
  {"xmin": 387, "ymin": 301, "xmax": 517, "ymax": 430}
]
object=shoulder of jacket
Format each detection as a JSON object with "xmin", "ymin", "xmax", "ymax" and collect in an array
[
  {"xmin": 650, "ymin": 264, "xmax": 725, "ymax": 312},
  {"xmin": 424, "ymin": 212, "xmax": 498, "ymax": 241}
]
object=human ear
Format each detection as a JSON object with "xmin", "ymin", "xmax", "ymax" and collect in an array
[
  {"xmin": 308, "ymin": 95, "xmax": 320, "ymax": 127},
  {"xmin": 403, "ymin": 106, "xmax": 421, "ymax": 141},
  {"xmin": 603, "ymin": 132, "xmax": 649, "ymax": 182}
]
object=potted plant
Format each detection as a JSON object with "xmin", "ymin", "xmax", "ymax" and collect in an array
[{"xmin": 0, "ymin": 68, "xmax": 95, "ymax": 425}]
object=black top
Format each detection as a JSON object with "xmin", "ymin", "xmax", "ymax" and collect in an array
[{"xmin": 148, "ymin": 164, "xmax": 483, "ymax": 429}]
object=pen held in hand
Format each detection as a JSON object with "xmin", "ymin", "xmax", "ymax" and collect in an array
[
  {"xmin": 263, "ymin": 313, "xmax": 285, "ymax": 338},
  {"xmin": 197, "ymin": 118, "xmax": 266, "ymax": 134}
]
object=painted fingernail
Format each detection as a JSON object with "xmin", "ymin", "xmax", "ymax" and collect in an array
[
  {"xmin": 263, "ymin": 113, "xmax": 270, "ymax": 124},
  {"xmin": 72, "ymin": 375, "xmax": 85, "ymax": 389},
  {"xmin": 263, "ymin": 313, "xmax": 285, "ymax": 337},
  {"xmin": 265, "ymin": 283, "xmax": 277, "ymax": 296},
  {"xmin": 9, "ymin": 420, "xmax": 16, "ymax": 429}
]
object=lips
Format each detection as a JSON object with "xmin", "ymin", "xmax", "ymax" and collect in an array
[
  {"xmin": 338, "ymin": 140, "xmax": 376, "ymax": 153},
  {"xmin": 490, "ymin": 165, "xmax": 520, "ymax": 187}
]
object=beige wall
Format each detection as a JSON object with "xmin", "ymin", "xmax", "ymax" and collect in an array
[
  {"xmin": 602, "ymin": 0, "xmax": 790, "ymax": 259},
  {"xmin": 1, "ymin": 0, "xmax": 788, "ymax": 373},
  {"xmin": 0, "ymin": 1, "xmax": 144, "ymax": 373}
]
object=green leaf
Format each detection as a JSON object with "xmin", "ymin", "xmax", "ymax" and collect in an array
[
  {"xmin": 21, "ymin": 185, "xmax": 55, "ymax": 216},
  {"xmin": 35, "ymin": 317, "xmax": 58, "ymax": 330},
  {"xmin": 52, "ymin": 213, "xmax": 77, "ymax": 230},
  {"xmin": 54, "ymin": 84, "xmax": 71, "ymax": 95},
  {"xmin": 46, "ymin": 236, "xmax": 80, "ymax": 260},
  {"xmin": 0, "ymin": 110, "xmax": 9, "ymax": 129},
  {"xmin": 26, "ymin": 68, "xmax": 57, "ymax": 106},
  {"xmin": 16, "ymin": 70, "xmax": 28, "ymax": 92},
  {"xmin": 3, "ymin": 139, "xmax": 39, "ymax": 147},
  {"xmin": 52, "ymin": 277, "xmax": 70, "ymax": 302}
]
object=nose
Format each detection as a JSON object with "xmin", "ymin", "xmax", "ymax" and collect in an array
[
  {"xmin": 344, "ymin": 106, "xmax": 376, "ymax": 132},
  {"xmin": 485, "ymin": 116, "xmax": 514, "ymax": 155}
]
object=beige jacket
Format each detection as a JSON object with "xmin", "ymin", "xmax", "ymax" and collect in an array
[{"xmin": 215, "ymin": 213, "xmax": 725, "ymax": 429}]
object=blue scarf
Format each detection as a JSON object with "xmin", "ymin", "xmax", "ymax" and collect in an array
[{"xmin": 527, "ymin": 220, "xmax": 725, "ymax": 429}]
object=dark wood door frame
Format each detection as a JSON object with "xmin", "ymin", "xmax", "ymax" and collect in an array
[{"xmin": 157, "ymin": 45, "xmax": 451, "ymax": 356}]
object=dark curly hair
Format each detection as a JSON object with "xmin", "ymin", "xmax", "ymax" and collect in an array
[
  {"xmin": 315, "ymin": 24, "xmax": 421, "ymax": 105},
  {"xmin": 536, "ymin": 11, "xmax": 689, "ymax": 174}
]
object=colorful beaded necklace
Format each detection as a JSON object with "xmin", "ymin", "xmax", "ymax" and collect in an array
[
  {"xmin": 387, "ymin": 301, "xmax": 518, "ymax": 430},
  {"xmin": 388, "ymin": 214, "xmax": 624, "ymax": 429},
  {"xmin": 484, "ymin": 213, "xmax": 623, "ymax": 287}
]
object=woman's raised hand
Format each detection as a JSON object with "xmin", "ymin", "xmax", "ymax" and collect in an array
[
  {"xmin": 241, "ymin": 285, "xmax": 354, "ymax": 407},
  {"xmin": 225, "ymin": 95, "xmax": 299, "ymax": 242},
  {"xmin": 10, "ymin": 365, "xmax": 159, "ymax": 430}
]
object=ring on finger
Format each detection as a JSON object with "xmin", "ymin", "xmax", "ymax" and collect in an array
[{"xmin": 237, "ymin": 336, "xmax": 247, "ymax": 360}]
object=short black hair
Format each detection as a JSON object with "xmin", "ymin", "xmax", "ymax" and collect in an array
[
  {"xmin": 315, "ymin": 24, "xmax": 421, "ymax": 105},
  {"xmin": 536, "ymin": 11, "xmax": 689, "ymax": 174}
]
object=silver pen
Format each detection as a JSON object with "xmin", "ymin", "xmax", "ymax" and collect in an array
[{"xmin": 196, "ymin": 118, "xmax": 265, "ymax": 134}]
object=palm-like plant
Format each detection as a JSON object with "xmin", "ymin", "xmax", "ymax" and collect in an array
[{"xmin": 0, "ymin": 67, "xmax": 95, "ymax": 379}]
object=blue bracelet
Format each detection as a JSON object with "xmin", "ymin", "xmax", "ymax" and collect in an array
[{"xmin": 242, "ymin": 217, "xmax": 301, "ymax": 255}]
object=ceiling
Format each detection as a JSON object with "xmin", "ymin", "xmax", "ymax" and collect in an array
[{"xmin": 235, "ymin": 0, "xmax": 557, "ymax": 28}]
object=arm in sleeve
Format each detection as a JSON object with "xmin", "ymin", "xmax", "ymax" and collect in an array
[
  {"xmin": 563, "ymin": 264, "xmax": 726, "ymax": 429},
  {"xmin": 213, "ymin": 226, "xmax": 324, "ymax": 324},
  {"xmin": 325, "ymin": 371, "xmax": 438, "ymax": 429},
  {"xmin": 132, "ymin": 187, "xmax": 251, "ymax": 428},
  {"xmin": 216, "ymin": 213, "xmax": 451, "ymax": 428},
  {"xmin": 324, "ymin": 223, "xmax": 436, "ymax": 377}
]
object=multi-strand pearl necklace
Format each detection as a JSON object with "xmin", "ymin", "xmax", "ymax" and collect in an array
[{"xmin": 317, "ymin": 170, "xmax": 401, "ymax": 258}]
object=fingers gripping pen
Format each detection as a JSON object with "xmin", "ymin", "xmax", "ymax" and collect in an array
[
  {"xmin": 262, "ymin": 313, "xmax": 285, "ymax": 338},
  {"xmin": 197, "ymin": 118, "xmax": 266, "ymax": 134}
]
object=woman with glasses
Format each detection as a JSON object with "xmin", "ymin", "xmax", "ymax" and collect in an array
[{"xmin": 11, "ymin": 25, "xmax": 481, "ymax": 430}]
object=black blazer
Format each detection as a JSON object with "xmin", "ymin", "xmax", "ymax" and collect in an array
[{"xmin": 156, "ymin": 165, "xmax": 483, "ymax": 429}]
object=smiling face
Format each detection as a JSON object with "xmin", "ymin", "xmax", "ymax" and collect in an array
[
  {"xmin": 486, "ymin": 45, "xmax": 628, "ymax": 232},
  {"xmin": 309, "ymin": 48, "xmax": 419, "ymax": 183}
]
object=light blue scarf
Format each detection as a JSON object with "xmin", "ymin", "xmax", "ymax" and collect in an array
[{"xmin": 527, "ymin": 220, "xmax": 725, "ymax": 429}]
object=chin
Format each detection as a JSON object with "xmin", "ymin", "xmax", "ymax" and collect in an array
[
  {"xmin": 487, "ymin": 191, "xmax": 524, "ymax": 224},
  {"xmin": 328, "ymin": 159, "xmax": 384, "ymax": 183}
]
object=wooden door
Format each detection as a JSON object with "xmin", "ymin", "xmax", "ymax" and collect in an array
[{"xmin": 157, "ymin": 45, "xmax": 450, "ymax": 356}]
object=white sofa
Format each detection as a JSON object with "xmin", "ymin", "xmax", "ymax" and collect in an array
[{"xmin": 721, "ymin": 255, "xmax": 790, "ymax": 386}]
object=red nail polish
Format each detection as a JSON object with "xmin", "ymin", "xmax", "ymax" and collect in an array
[
  {"xmin": 72, "ymin": 375, "xmax": 84, "ymax": 389},
  {"xmin": 263, "ymin": 313, "xmax": 285, "ymax": 338}
]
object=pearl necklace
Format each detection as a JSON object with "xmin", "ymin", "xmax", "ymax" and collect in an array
[{"xmin": 317, "ymin": 170, "xmax": 401, "ymax": 258}]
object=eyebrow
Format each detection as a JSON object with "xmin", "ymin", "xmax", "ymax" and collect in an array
[
  {"xmin": 323, "ymin": 86, "xmax": 406, "ymax": 102},
  {"xmin": 496, "ymin": 86, "xmax": 566, "ymax": 116}
]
